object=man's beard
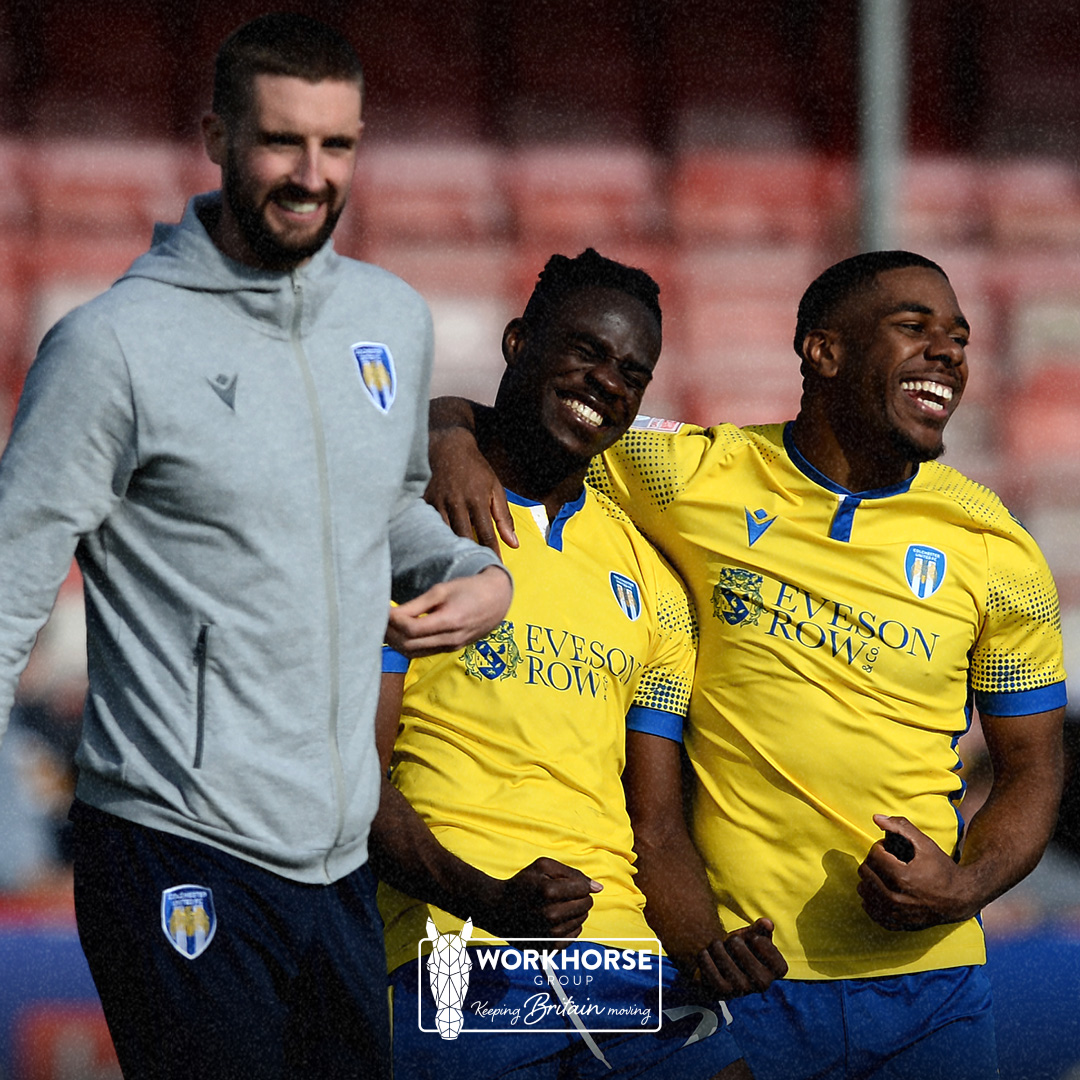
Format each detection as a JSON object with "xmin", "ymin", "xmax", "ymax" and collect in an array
[{"xmin": 224, "ymin": 155, "xmax": 344, "ymax": 271}]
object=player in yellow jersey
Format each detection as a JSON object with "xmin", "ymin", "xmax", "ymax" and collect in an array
[
  {"xmin": 428, "ymin": 251, "xmax": 1066, "ymax": 1080},
  {"xmin": 371, "ymin": 250, "xmax": 787, "ymax": 1080}
]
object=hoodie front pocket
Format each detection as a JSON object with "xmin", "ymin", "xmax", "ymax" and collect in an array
[{"xmin": 193, "ymin": 624, "xmax": 210, "ymax": 769}]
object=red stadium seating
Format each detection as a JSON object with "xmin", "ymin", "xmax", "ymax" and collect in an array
[
  {"xmin": 25, "ymin": 141, "xmax": 189, "ymax": 237},
  {"xmin": 669, "ymin": 151, "xmax": 852, "ymax": 247},
  {"xmin": 897, "ymin": 157, "xmax": 987, "ymax": 248},
  {"xmin": 504, "ymin": 145, "xmax": 663, "ymax": 246},
  {"xmin": 351, "ymin": 143, "xmax": 509, "ymax": 247},
  {"xmin": 985, "ymin": 159, "xmax": 1080, "ymax": 249}
]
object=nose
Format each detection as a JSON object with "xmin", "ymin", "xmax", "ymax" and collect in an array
[
  {"xmin": 928, "ymin": 328, "xmax": 965, "ymax": 368},
  {"xmin": 587, "ymin": 357, "xmax": 625, "ymax": 397},
  {"xmin": 292, "ymin": 142, "xmax": 324, "ymax": 193}
]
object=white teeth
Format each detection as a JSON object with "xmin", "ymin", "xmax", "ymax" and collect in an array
[
  {"xmin": 567, "ymin": 399, "xmax": 603, "ymax": 427},
  {"xmin": 901, "ymin": 379, "xmax": 953, "ymax": 410},
  {"xmin": 280, "ymin": 200, "xmax": 320, "ymax": 214}
]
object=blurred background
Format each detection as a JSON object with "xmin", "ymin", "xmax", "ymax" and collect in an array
[{"xmin": 0, "ymin": 1, "xmax": 1078, "ymax": 1077}]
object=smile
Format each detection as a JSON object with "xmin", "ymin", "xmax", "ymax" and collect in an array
[
  {"xmin": 900, "ymin": 379, "xmax": 954, "ymax": 414},
  {"xmin": 564, "ymin": 397, "xmax": 604, "ymax": 427},
  {"xmin": 277, "ymin": 199, "xmax": 322, "ymax": 214}
]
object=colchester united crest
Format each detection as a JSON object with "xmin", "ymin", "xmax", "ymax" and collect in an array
[
  {"xmin": 711, "ymin": 567, "xmax": 765, "ymax": 626},
  {"xmin": 352, "ymin": 341, "xmax": 396, "ymax": 413},
  {"xmin": 161, "ymin": 884, "xmax": 216, "ymax": 960},
  {"xmin": 462, "ymin": 621, "xmax": 521, "ymax": 680},
  {"xmin": 610, "ymin": 572, "xmax": 642, "ymax": 621},
  {"xmin": 905, "ymin": 544, "xmax": 946, "ymax": 599}
]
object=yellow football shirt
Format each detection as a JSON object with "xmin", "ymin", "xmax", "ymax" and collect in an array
[
  {"xmin": 380, "ymin": 486, "xmax": 697, "ymax": 973},
  {"xmin": 590, "ymin": 419, "xmax": 1067, "ymax": 980}
]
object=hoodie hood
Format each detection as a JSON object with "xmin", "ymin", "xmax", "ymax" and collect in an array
[{"xmin": 124, "ymin": 191, "xmax": 343, "ymax": 334}]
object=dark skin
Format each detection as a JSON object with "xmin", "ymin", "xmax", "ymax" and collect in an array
[
  {"xmin": 427, "ymin": 263, "xmax": 1065, "ymax": 942},
  {"xmin": 370, "ymin": 672, "xmax": 599, "ymax": 941},
  {"xmin": 624, "ymin": 730, "xmax": 786, "ymax": 995},
  {"xmin": 796, "ymin": 268, "xmax": 1064, "ymax": 926},
  {"xmin": 410, "ymin": 285, "xmax": 786, "ymax": 1005}
]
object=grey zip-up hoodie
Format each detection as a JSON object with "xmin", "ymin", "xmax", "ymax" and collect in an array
[{"xmin": 0, "ymin": 194, "xmax": 502, "ymax": 883}]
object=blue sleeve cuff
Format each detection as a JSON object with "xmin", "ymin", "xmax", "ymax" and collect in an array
[
  {"xmin": 626, "ymin": 705, "xmax": 684, "ymax": 743},
  {"xmin": 382, "ymin": 644, "xmax": 409, "ymax": 674},
  {"xmin": 975, "ymin": 681, "xmax": 1067, "ymax": 717}
]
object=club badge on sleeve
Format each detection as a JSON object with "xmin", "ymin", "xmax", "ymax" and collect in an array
[
  {"xmin": 161, "ymin": 884, "xmax": 217, "ymax": 960},
  {"xmin": 352, "ymin": 341, "xmax": 397, "ymax": 413}
]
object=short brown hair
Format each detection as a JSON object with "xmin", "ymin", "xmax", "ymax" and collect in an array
[{"xmin": 213, "ymin": 12, "xmax": 364, "ymax": 123}]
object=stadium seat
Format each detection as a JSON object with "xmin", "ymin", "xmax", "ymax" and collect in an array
[
  {"xmin": 24, "ymin": 234, "xmax": 149, "ymax": 361},
  {"xmin": 985, "ymin": 159, "xmax": 1080, "ymax": 249},
  {"xmin": 666, "ymin": 246, "xmax": 822, "ymax": 359},
  {"xmin": 25, "ymin": 141, "xmax": 189, "ymax": 237},
  {"xmin": 678, "ymin": 374, "xmax": 802, "ymax": 430},
  {"xmin": 350, "ymin": 143, "xmax": 509, "ymax": 246},
  {"xmin": 505, "ymin": 145, "xmax": 663, "ymax": 247},
  {"xmin": 897, "ymin": 157, "xmax": 987, "ymax": 248},
  {"xmin": 1000, "ymin": 367, "xmax": 1080, "ymax": 505},
  {"xmin": 669, "ymin": 150, "xmax": 851, "ymax": 247},
  {"xmin": 0, "ymin": 140, "xmax": 33, "ymax": 232}
]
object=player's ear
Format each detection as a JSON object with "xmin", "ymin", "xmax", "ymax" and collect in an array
[
  {"xmin": 502, "ymin": 319, "xmax": 527, "ymax": 369},
  {"xmin": 202, "ymin": 113, "xmax": 227, "ymax": 167},
  {"xmin": 801, "ymin": 328, "xmax": 843, "ymax": 380}
]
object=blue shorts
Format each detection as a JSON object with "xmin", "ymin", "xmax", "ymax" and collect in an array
[
  {"xmin": 71, "ymin": 801, "xmax": 390, "ymax": 1080},
  {"xmin": 389, "ymin": 940, "xmax": 742, "ymax": 1079},
  {"xmin": 725, "ymin": 967, "xmax": 998, "ymax": 1080}
]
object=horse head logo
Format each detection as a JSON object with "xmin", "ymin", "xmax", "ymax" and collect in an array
[{"xmin": 425, "ymin": 917, "xmax": 473, "ymax": 1040}]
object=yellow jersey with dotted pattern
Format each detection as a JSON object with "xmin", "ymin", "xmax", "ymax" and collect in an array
[
  {"xmin": 588, "ymin": 419, "xmax": 1066, "ymax": 980},
  {"xmin": 379, "ymin": 485, "xmax": 697, "ymax": 974}
]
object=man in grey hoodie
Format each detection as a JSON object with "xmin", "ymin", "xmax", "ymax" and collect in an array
[{"xmin": 0, "ymin": 14, "xmax": 510, "ymax": 1080}]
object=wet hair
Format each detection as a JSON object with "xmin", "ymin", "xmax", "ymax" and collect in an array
[
  {"xmin": 213, "ymin": 13, "xmax": 364, "ymax": 123},
  {"xmin": 521, "ymin": 249, "xmax": 662, "ymax": 333},
  {"xmin": 793, "ymin": 250, "xmax": 948, "ymax": 356}
]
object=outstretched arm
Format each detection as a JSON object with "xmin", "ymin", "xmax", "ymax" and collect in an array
[
  {"xmin": 369, "ymin": 672, "xmax": 601, "ymax": 939},
  {"xmin": 427, "ymin": 397, "xmax": 516, "ymax": 554},
  {"xmin": 858, "ymin": 706, "xmax": 1064, "ymax": 930},
  {"xmin": 624, "ymin": 730, "xmax": 787, "ymax": 997}
]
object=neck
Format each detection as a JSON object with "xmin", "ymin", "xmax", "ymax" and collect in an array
[
  {"xmin": 790, "ymin": 408, "xmax": 915, "ymax": 493},
  {"xmin": 479, "ymin": 410, "xmax": 588, "ymax": 522}
]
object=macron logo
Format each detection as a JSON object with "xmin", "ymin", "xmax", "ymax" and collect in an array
[
  {"xmin": 745, "ymin": 507, "xmax": 776, "ymax": 547},
  {"xmin": 208, "ymin": 373, "xmax": 238, "ymax": 411}
]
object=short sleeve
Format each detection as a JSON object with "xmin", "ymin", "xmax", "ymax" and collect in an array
[
  {"xmin": 970, "ymin": 518, "xmax": 1067, "ymax": 716},
  {"xmin": 382, "ymin": 644, "xmax": 410, "ymax": 674},
  {"xmin": 627, "ymin": 550, "xmax": 697, "ymax": 742}
]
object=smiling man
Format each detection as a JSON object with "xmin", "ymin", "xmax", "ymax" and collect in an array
[
  {"xmin": 374, "ymin": 250, "xmax": 786, "ymax": 1080},
  {"xmin": 429, "ymin": 250, "xmax": 1067, "ymax": 1080},
  {"xmin": 0, "ymin": 13, "xmax": 510, "ymax": 1080}
]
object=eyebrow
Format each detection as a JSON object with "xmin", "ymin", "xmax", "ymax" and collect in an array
[{"xmin": 886, "ymin": 301, "xmax": 971, "ymax": 334}]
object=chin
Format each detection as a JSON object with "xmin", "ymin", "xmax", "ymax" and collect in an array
[{"xmin": 889, "ymin": 427, "xmax": 946, "ymax": 465}]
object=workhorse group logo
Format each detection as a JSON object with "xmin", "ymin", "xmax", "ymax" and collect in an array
[
  {"xmin": 161, "ymin": 884, "xmax": 216, "ymax": 959},
  {"xmin": 417, "ymin": 931, "xmax": 665, "ymax": 1039},
  {"xmin": 426, "ymin": 918, "xmax": 474, "ymax": 1039}
]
